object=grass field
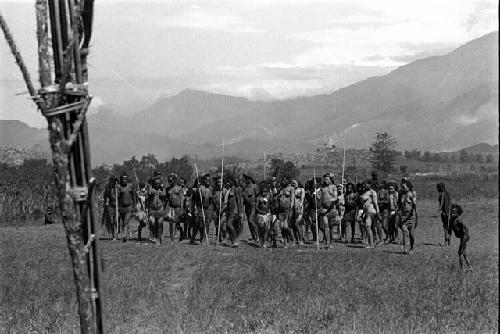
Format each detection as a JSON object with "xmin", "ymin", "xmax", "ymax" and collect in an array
[{"xmin": 1, "ymin": 199, "xmax": 498, "ymax": 333}]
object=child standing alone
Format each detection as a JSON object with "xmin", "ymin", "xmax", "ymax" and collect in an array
[{"xmin": 450, "ymin": 204, "xmax": 472, "ymax": 271}]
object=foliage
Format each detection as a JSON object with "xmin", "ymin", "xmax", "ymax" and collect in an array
[
  {"xmin": 404, "ymin": 149, "xmax": 421, "ymax": 160},
  {"xmin": 399, "ymin": 165, "xmax": 409, "ymax": 175},
  {"xmin": 159, "ymin": 155, "xmax": 194, "ymax": 184},
  {"xmin": 0, "ymin": 159, "xmax": 57, "ymax": 226},
  {"xmin": 270, "ymin": 158, "xmax": 300, "ymax": 181},
  {"xmin": 412, "ymin": 174, "xmax": 498, "ymax": 200},
  {"xmin": 406, "ymin": 149, "xmax": 496, "ymax": 164},
  {"xmin": 369, "ymin": 132, "xmax": 398, "ymax": 175},
  {"xmin": 112, "ymin": 154, "xmax": 195, "ymax": 184}
]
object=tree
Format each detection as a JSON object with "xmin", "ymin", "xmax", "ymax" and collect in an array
[
  {"xmin": 369, "ymin": 132, "xmax": 398, "ymax": 174},
  {"xmin": 399, "ymin": 165, "xmax": 409, "ymax": 175},
  {"xmin": 459, "ymin": 150, "xmax": 470, "ymax": 163},
  {"xmin": 486, "ymin": 154, "xmax": 494, "ymax": 163},
  {"xmin": 404, "ymin": 149, "xmax": 421, "ymax": 160},
  {"xmin": 431, "ymin": 153, "xmax": 442, "ymax": 162},
  {"xmin": 270, "ymin": 158, "xmax": 300, "ymax": 181},
  {"xmin": 160, "ymin": 155, "xmax": 194, "ymax": 184},
  {"xmin": 422, "ymin": 151, "xmax": 431, "ymax": 162}
]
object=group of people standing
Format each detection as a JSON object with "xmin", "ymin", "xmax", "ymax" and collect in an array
[
  {"xmin": 101, "ymin": 170, "xmax": 416, "ymax": 253},
  {"xmin": 100, "ymin": 169, "xmax": 471, "ymax": 268}
]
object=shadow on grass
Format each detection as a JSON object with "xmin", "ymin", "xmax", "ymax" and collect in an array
[
  {"xmin": 381, "ymin": 250, "xmax": 407, "ymax": 255},
  {"xmin": 243, "ymin": 242, "xmax": 262, "ymax": 248},
  {"xmin": 345, "ymin": 244, "xmax": 368, "ymax": 248}
]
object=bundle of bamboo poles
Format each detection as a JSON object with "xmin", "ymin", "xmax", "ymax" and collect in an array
[{"xmin": 1, "ymin": 0, "xmax": 103, "ymax": 333}]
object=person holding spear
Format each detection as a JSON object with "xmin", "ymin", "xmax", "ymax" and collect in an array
[
  {"xmin": 191, "ymin": 156, "xmax": 210, "ymax": 245},
  {"xmin": 213, "ymin": 175, "xmax": 227, "ymax": 244},
  {"xmin": 313, "ymin": 170, "xmax": 320, "ymax": 251},
  {"xmin": 215, "ymin": 139, "xmax": 225, "ymax": 246}
]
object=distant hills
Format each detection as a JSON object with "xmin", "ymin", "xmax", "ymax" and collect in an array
[
  {"xmin": 0, "ymin": 146, "xmax": 48, "ymax": 166},
  {"xmin": 1, "ymin": 32, "xmax": 498, "ymax": 164},
  {"xmin": 461, "ymin": 143, "xmax": 499, "ymax": 154},
  {"xmin": 89, "ymin": 31, "xmax": 498, "ymax": 152},
  {"xmin": 0, "ymin": 120, "xmax": 313, "ymax": 164},
  {"xmin": 1, "ymin": 120, "xmax": 496, "ymax": 166}
]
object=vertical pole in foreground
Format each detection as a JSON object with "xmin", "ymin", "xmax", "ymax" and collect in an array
[
  {"xmin": 3, "ymin": 1, "xmax": 103, "ymax": 331},
  {"xmin": 43, "ymin": 0, "xmax": 103, "ymax": 332}
]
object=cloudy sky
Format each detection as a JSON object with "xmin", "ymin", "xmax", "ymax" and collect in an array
[{"xmin": 0, "ymin": 0, "xmax": 497, "ymax": 127}]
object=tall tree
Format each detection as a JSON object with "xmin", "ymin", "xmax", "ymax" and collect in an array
[{"xmin": 369, "ymin": 132, "xmax": 398, "ymax": 175}]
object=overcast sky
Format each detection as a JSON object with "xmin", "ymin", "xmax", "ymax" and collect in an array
[{"xmin": 1, "ymin": 0, "xmax": 497, "ymax": 128}]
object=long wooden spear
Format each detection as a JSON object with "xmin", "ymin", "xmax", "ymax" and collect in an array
[
  {"xmin": 193, "ymin": 154, "xmax": 209, "ymax": 245},
  {"xmin": 339, "ymin": 146, "xmax": 346, "ymax": 239},
  {"xmin": 215, "ymin": 138, "xmax": 224, "ymax": 246},
  {"xmin": 263, "ymin": 151, "xmax": 266, "ymax": 180},
  {"xmin": 313, "ymin": 169, "xmax": 320, "ymax": 251},
  {"xmin": 115, "ymin": 186, "xmax": 119, "ymax": 240}
]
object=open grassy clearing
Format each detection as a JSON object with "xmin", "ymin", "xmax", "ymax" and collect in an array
[{"xmin": 1, "ymin": 199, "xmax": 498, "ymax": 333}]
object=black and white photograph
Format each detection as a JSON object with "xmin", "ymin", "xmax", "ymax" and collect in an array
[{"xmin": 0, "ymin": 0, "xmax": 498, "ymax": 332}]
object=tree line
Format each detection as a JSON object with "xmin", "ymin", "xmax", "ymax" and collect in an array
[{"xmin": 404, "ymin": 149, "xmax": 495, "ymax": 164}]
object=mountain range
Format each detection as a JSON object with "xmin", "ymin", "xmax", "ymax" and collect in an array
[{"xmin": 1, "ymin": 32, "xmax": 498, "ymax": 164}]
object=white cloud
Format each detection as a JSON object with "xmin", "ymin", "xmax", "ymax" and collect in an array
[
  {"xmin": 117, "ymin": 5, "xmax": 264, "ymax": 34},
  {"xmin": 456, "ymin": 114, "xmax": 479, "ymax": 125},
  {"xmin": 287, "ymin": 0, "xmax": 496, "ymax": 67},
  {"xmin": 163, "ymin": 9, "xmax": 264, "ymax": 33}
]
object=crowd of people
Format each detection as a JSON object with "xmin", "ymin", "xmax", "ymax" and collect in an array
[{"xmin": 100, "ymin": 170, "xmax": 471, "ymax": 269}]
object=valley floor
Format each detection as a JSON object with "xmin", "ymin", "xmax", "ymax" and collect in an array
[{"xmin": 1, "ymin": 199, "xmax": 498, "ymax": 333}]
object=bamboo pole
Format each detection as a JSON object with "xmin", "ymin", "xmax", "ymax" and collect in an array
[
  {"xmin": 40, "ymin": 1, "xmax": 103, "ymax": 332},
  {"xmin": 0, "ymin": 10, "xmax": 38, "ymax": 101},
  {"xmin": 35, "ymin": 0, "xmax": 51, "ymax": 88}
]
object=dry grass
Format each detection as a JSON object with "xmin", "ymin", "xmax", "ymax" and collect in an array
[{"xmin": 1, "ymin": 199, "xmax": 498, "ymax": 333}]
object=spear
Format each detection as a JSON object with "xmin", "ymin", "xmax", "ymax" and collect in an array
[
  {"xmin": 313, "ymin": 169, "xmax": 319, "ymax": 251},
  {"xmin": 263, "ymin": 151, "xmax": 266, "ymax": 180},
  {"xmin": 115, "ymin": 186, "xmax": 119, "ymax": 240},
  {"xmin": 133, "ymin": 166, "xmax": 144, "ymax": 211},
  {"xmin": 339, "ymin": 146, "xmax": 346, "ymax": 239},
  {"xmin": 193, "ymin": 154, "xmax": 208, "ymax": 245},
  {"xmin": 215, "ymin": 138, "xmax": 224, "ymax": 246}
]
